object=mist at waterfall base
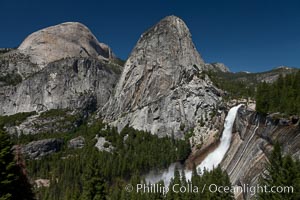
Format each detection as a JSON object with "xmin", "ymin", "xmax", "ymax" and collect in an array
[
  {"xmin": 145, "ymin": 104, "xmax": 242, "ymax": 186},
  {"xmin": 145, "ymin": 163, "xmax": 192, "ymax": 186}
]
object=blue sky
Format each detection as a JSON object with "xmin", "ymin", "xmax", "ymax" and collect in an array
[{"xmin": 0, "ymin": 0, "xmax": 299, "ymax": 72}]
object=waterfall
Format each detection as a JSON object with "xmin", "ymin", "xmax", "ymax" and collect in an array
[
  {"xmin": 145, "ymin": 163, "xmax": 179, "ymax": 186},
  {"xmin": 144, "ymin": 104, "xmax": 242, "ymax": 185},
  {"xmin": 197, "ymin": 104, "xmax": 243, "ymax": 173}
]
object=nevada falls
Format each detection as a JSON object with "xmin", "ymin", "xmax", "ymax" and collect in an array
[{"xmin": 0, "ymin": 15, "xmax": 299, "ymax": 200}]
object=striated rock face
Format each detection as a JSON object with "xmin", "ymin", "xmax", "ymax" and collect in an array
[
  {"xmin": 18, "ymin": 22, "xmax": 115, "ymax": 67},
  {"xmin": 0, "ymin": 57, "xmax": 120, "ymax": 116},
  {"xmin": 221, "ymin": 107, "xmax": 300, "ymax": 199},
  {"xmin": 104, "ymin": 16, "xmax": 221, "ymax": 138},
  {"xmin": 18, "ymin": 138, "xmax": 63, "ymax": 159}
]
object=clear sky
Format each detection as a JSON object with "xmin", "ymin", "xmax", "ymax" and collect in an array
[{"xmin": 1, "ymin": 0, "xmax": 299, "ymax": 72}]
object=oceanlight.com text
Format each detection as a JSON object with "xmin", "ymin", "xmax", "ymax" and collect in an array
[{"xmin": 124, "ymin": 183, "xmax": 294, "ymax": 196}]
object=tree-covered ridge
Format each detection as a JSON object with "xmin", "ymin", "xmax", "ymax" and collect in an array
[
  {"xmin": 18, "ymin": 120, "xmax": 190, "ymax": 199},
  {"xmin": 204, "ymin": 71, "xmax": 256, "ymax": 99},
  {"xmin": 0, "ymin": 112, "xmax": 36, "ymax": 130},
  {"xmin": 258, "ymin": 142, "xmax": 300, "ymax": 199},
  {"xmin": 204, "ymin": 67, "xmax": 299, "ymax": 100},
  {"xmin": 256, "ymin": 70, "xmax": 300, "ymax": 115}
]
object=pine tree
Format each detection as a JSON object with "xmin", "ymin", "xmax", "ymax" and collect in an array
[
  {"xmin": 258, "ymin": 142, "xmax": 300, "ymax": 199},
  {"xmin": 0, "ymin": 130, "xmax": 16, "ymax": 199},
  {"xmin": 81, "ymin": 159, "xmax": 107, "ymax": 200},
  {"xmin": 167, "ymin": 167, "xmax": 182, "ymax": 200},
  {"xmin": 256, "ymin": 70, "xmax": 300, "ymax": 115},
  {"xmin": 0, "ymin": 130, "xmax": 35, "ymax": 200}
]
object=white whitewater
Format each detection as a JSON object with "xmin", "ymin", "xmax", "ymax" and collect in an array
[
  {"xmin": 145, "ymin": 162, "xmax": 193, "ymax": 186},
  {"xmin": 197, "ymin": 104, "xmax": 243, "ymax": 173},
  {"xmin": 145, "ymin": 104, "xmax": 242, "ymax": 185},
  {"xmin": 145, "ymin": 163, "xmax": 178, "ymax": 186}
]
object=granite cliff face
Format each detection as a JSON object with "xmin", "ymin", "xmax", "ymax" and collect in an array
[
  {"xmin": 221, "ymin": 107, "xmax": 300, "ymax": 199},
  {"xmin": 0, "ymin": 57, "xmax": 120, "ymax": 115},
  {"xmin": 103, "ymin": 16, "xmax": 222, "ymax": 138},
  {"xmin": 0, "ymin": 22, "xmax": 121, "ymax": 116}
]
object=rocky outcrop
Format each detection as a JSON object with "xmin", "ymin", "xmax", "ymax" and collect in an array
[
  {"xmin": 103, "ymin": 15, "xmax": 221, "ymax": 138},
  {"xmin": 0, "ymin": 48, "xmax": 14, "ymax": 54},
  {"xmin": 0, "ymin": 57, "xmax": 120, "ymax": 116},
  {"xmin": 19, "ymin": 138, "xmax": 63, "ymax": 159},
  {"xmin": 34, "ymin": 179, "xmax": 50, "ymax": 188},
  {"xmin": 221, "ymin": 107, "xmax": 300, "ymax": 199},
  {"xmin": 0, "ymin": 51, "xmax": 39, "ymax": 86},
  {"xmin": 18, "ymin": 22, "xmax": 115, "ymax": 68},
  {"xmin": 5, "ymin": 109, "xmax": 82, "ymax": 135},
  {"xmin": 95, "ymin": 135, "xmax": 114, "ymax": 152},
  {"xmin": 68, "ymin": 136, "xmax": 85, "ymax": 149},
  {"xmin": 205, "ymin": 63, "xmax": 230, "ymax": 72}
]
